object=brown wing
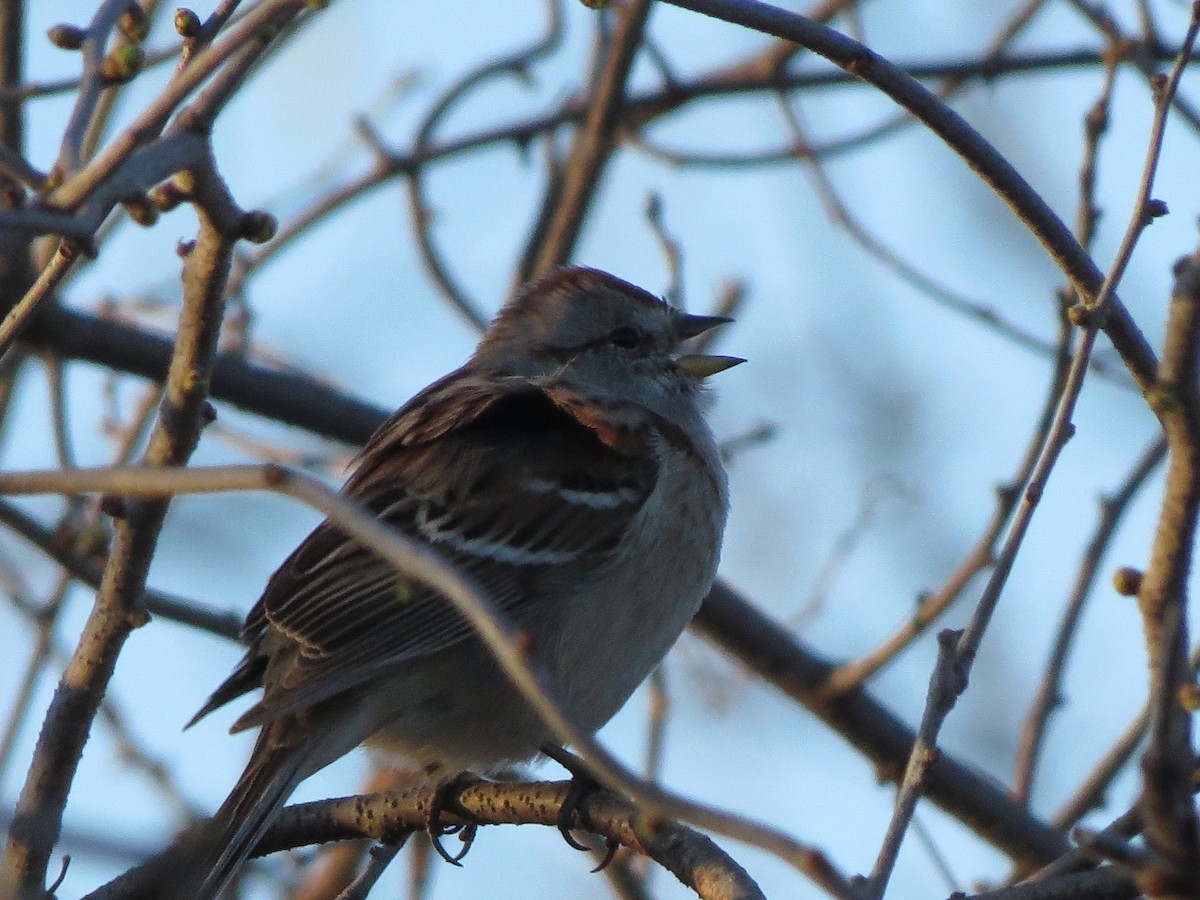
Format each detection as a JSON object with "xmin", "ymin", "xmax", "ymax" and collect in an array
[{"xmin": 193, "ymin": 374, "xmax": 656, "ymax": 731}]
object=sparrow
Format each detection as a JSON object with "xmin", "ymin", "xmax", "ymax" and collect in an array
[{"xmin": 179, "ymin": 265, "xmax": 741, "ymax": 896}]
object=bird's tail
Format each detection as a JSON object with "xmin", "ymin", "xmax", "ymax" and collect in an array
[{"xmin": 176, "ymin": 731, "xmax": 313, "ymax": 900}]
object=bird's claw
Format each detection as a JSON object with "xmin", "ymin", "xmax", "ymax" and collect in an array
[
  {"xmin": 542, "ymin": 744, "xmax": 621, "ymax": 871},
  {"xmin": 427, "ymin": 772, "xmax": 481, "ymax": 866}
]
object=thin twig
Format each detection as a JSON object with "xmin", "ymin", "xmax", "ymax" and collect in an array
[
  {"xmin": 55, "ymin": 0, "xmax": 130, "ymax": 177},
  {"xmin": 645, "ymin": 193, "xmax": 684, "ymax": 307},
  {"xmin": 333, "ymin": 840, "xmax": 406, "ymax": 900},
  {"xmin": 1011, "ymin": 43, "xmax": 1127, "ymax": 806},
  {"xmin": 1013, "ymin": 436, "xmax": 1166, "ymax": 803},
  {"xmin": 0, "ymin": 242, "xmax": 81, "ymax": 362}
]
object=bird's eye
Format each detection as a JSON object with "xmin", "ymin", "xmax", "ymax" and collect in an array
[{"xmin": 608, "ymin": 326, "xmax": 644, "ymax": 349}]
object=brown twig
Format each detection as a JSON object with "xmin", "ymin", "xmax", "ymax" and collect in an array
[
  {"xmin": 1073, "ymin": 51, "xmax": 1119, "ymax": 258},
  {"xmin": 333, "ymin": 840, "xmax": 406, "ymax": 900},
  {"xmin": 0, "ymin": 242, "xmax": 82, "ymax": 361},
  {"xmin": 181, "ymin": 0, "xmax": 247, "ymax": 69},
  {"xmin": 858, "ymin": 628, "xmax": 964, "ymax": 898},
  {"xmin": 54, "ymin": 0, "xmax": 132, "ymax": 177},
  {"xmin": 644, "ymin": 193, "xmax": 684, "ymax": 307},
  {"xmin": 289, "ymin": 767, "xmax": 408, "ymax": 900},
  {"xmin": 1010, "ymin": 38, "xmax": 1148, "ymax": 805},
  {"xmin": 405, "ymin": 835, "xmax": 435, "ymax": 900}
]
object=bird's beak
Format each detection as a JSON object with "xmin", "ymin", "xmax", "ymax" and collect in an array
[
  {"xmin": 673, "ymin": 311, "xmax": 742, "ymax": 378},
  {"xmin": 675, "ymin": 354, "xmax": 745, "ymax": 379},
  {"xmin": 676, "ymin": 312, "xmax": 733, "ymax": 340}
]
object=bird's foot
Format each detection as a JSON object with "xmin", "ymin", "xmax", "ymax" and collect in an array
[
  {"xmin": 541, "ymin": 744, "xmax": 620, "ymax": 871},
  {"xmin": 426, "ymin": 771, "xmax": 481, "ymax": 866}
]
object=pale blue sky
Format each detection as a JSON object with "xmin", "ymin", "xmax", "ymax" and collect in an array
[{"xmin": 3, "ymin": 2, "xmax": 1196, "ymax": 897}]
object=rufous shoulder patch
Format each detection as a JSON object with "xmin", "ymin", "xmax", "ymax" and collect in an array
[{"xmin": 544, "ymin": 385, "xmax": 650, "ymax": 456}]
